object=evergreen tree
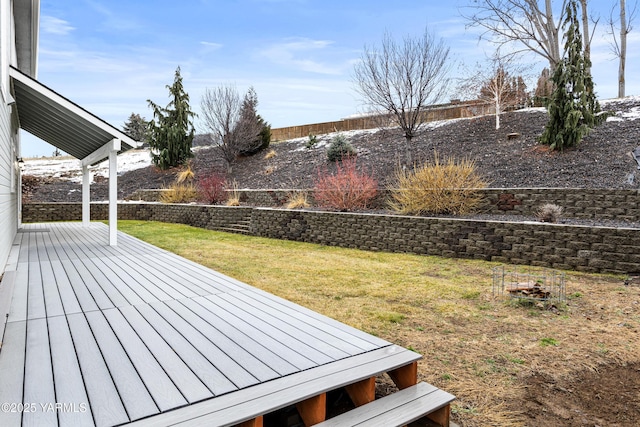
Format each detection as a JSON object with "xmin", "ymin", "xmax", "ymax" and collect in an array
[
  {"xmin": 533, "ymin": 68, "xmax": 553, "ymax": 107},
  {"xmin": 540, "ymin": 0, "xmax": 600, "ymax": 151},
  {"xmin": 147, "ymin": 67, "xmax": 196, "ymax": 169},
  {"xmin": 122, "ymin": 113, "xmax": 150, "ymax": 143},
  {"xmin": 236, "ymin": 87, "xmax": 271, "ymax": 156}
]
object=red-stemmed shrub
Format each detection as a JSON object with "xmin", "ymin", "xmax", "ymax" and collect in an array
[
  {"xmin": 313, "ymin": 157, "xmax": 378, "ymax": 211},
  {"xmin": 198, "ymin": 172, "xmax": 228, "ymax": 204}
]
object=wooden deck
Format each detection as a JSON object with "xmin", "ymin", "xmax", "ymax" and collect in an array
[{"xmin": 0, "ymin": 222, "xmax": 422, "ymax": 426}]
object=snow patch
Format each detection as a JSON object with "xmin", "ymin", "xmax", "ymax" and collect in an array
[{"xmin": 23, "ymin": 149, "xmax": 153, "ymax": 183}]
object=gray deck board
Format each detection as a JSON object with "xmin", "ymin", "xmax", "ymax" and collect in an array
[
  {"xmin": 219, "ymin": 291, "xmax": 359, "ymax": 358},
  {"xmin": 103, "ymin": 307, "xmax": 189, "ymax": 411},
  {"xmin": 130, "ymin": 345, "xmax": 421, "ymax": 427},
  {"xmin": 166, "ymin": 299, "xmax": 283, "ymax": 381},
  {"xmin": 23, "ymin": 318, "xmax": 57, "ymax": 426},
  {"xmin": 134, "ymin": 303, "xmax": 238, "ymax": 396},
  {"xmin": 0, "ymin": 321, "xmax": 26, "ymax": 427},
  {"xmin": 118, "ymin": 305, "xmax": 212, "ymax": 404},
  {"xmin": 147, "ymin": 301, "xmax": 261, "ymax": 389},
  {"xmin": 182, "ymin": 297, "xmax": 302, "ymax": 374},
  {"xmin": 40, "ymin": 260, "xmax": 65, "ymax": 318},
  {"xmin": 47, "ymin": 315, "xmax": 95, "ymax": 427},
  {"xmin": 67, "ymin": 312, "xmax": 130, "ymax": 427},
  {"xmin": 50, "ymin": 259, "xmax": 83, "ymax": 315},
  {"xmin": 204, "ymin": 294, "xmax": 335, "ymax": 366},
  {"xmin": 84, "ymin": 310, "xmax": 158, "ymax": 421},
  {"xmin": 0, "ymin": 223, "xmax": 426, "ymax": 427},
  {"xmin": 315, "ymin": 382, "xmax": 454, "ymax": 426}
]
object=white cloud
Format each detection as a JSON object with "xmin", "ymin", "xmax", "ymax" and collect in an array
[
  {"xmin": 200, "ymin": 41, "xmax": 223, "ymax": 53},
  {"xmin": 41, "ymin": 16, "xmax": 75, "ymax": 35},
  {"xmin": 260, "ymin": 38, "xmax": 345, "ymax": 75}
]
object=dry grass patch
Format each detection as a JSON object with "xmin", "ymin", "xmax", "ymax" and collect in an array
[{"xmin": 118, "ymin": 221, "xmax": 640, "ymax": 427}]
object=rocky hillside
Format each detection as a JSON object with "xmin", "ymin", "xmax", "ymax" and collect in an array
[{"xmin": 26, "ymin": 97, "xmax": 640, "ymax": 203}]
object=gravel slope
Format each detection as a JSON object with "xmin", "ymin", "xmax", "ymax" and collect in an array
[{"xmin": 27, "ymin": 97, "xmax": 640, "ymax": 202}]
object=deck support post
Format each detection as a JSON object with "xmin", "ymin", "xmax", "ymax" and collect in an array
[
  {"xmin": 234, "ymin": 416, "xmax": 263, "ymax": 427},
  {"xmin": 82, "ymin": 165, "xmax": 90, "ymax": 226},
  {"xmin": 108, "ymin": 139, "xmax": 119, "ymax": 246},
  {"xmin": 388, "ymin": 361, "xmax": 418, "ymax": 390},
  {"xmin": 345, "ymin": 376, "xmax": 376, "ymax": 407},
  {"xmin": 296, "ymin": 393, "xmax": 326, "ymax": 426},
  {"xmin": 80, "ymin": 138, "xmax": 120, "ymax": 246},
  {"xmin": 426, "ymin": 404, "xmax": 451, "ymax": 427}
]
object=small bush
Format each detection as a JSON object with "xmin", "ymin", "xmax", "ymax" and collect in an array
[
  {"xmin": 197, "ymin": 172, "xmax": 227, "ymax": 204},
  {"xmin": 327, "ymin": 134, "xmax": 356, "ymax": 162},
  {"xmin": 264, "ymin": 149, "xmax": 277, "ymax": 159},
  {"xmin": 286, "ymin": 190, "xmax": 310, "ymax": 209},
  {"xmin": 305, "ymin": 134, "xmax": 318, "ymax": 149},
  {"xmin": 536, "ymin": 203, "xmax": 563, "ymax": 223},
  {"xmin": 160, "ymin": 183, "xmax": 198, "ymax": 203},
  {"xmin": 313, "ymin": 157, "xmax": 378, "ymax": 211},
  {"xmin": 389, "ymin": 153, "xmax": 487, "ymax": 215}
]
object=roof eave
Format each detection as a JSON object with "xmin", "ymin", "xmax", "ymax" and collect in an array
[{"xmin": 14, "ymin": 0, "xmax": 40, "ymax": 77}]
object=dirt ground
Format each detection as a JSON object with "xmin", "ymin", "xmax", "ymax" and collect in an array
[{"xmin": 519, "ymin": 363, "xmax": 640, "ymax": 426}]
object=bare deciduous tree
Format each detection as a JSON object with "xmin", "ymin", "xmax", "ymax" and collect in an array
[
  {"xmin": 608, "ymin": 0, "xmax": 638, "ymax": 97},
  {"xmin": 463, "ymin": 1, "xmax": 600, "ymax": 73},
  {"xmin": 200, "ymin": 85, "xmax": 264, "ymax": 172},
  {"xmin": 353, "ymin": 28, "xmax": 451, "ymax": 165},
  {"xmin": 462, "ymin": 0, "xmax": 564, "ymax": 71},
  {"xmin": 458, "ymin": 54, "xmax": 530, "ymax": 129}
]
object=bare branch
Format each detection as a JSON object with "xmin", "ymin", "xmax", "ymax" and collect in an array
[
  {"xmin": 460, "ymin": 0, "xmax": 567, "ymax": 70},
  {"xmin": 353, "ymin": 28, "xmax": 451, "ymax": 165}
]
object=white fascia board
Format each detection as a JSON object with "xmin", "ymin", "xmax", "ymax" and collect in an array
[
  {"xmin": 9, "ymin": 67, "xmax": 136, "ymax": 145},
  {"xmin": 81, "ymin": 139, "xmax": 121, "ymax": 168}
]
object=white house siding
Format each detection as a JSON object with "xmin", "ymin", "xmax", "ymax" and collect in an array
[
  {"xmin": 0, "ymin": 0, "xmax": 18, "ymax": 272},
  {"xmin": 0, "ymin": 102, "xmax": 17, "ymax": 272}
]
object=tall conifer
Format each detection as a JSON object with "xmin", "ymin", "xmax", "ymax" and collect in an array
[
  {"xmin": 540, "ymin": 0, "xmax": 599, "ymax": 151},
  {"xmin": 147, "ymin": 67, "xmax": 196, "ymax": 169}
]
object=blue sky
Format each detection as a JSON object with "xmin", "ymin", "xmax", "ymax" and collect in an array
[{"xmin": 21, "ymin": 0, "xmax": 639, "ymax": 157}]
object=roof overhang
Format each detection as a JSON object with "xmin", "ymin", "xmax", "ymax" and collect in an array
[
  {"xmin": 13, "ymin": 0, "xmax": 40, "ymax": 77},
  {"xmin": 9, "ymin": 66, "xmax": 137, "ymax": 164}
]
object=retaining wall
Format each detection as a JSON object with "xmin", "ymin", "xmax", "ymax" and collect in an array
[
  {"xmin": 22, "ymin": 202, "xmax": 640, "ymax": 274},
  {"xmin": 127, "ymin": 188, "xmax": 640, "ymax": 223}
]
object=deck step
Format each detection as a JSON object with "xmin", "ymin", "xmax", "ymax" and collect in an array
[{"xmin": 314, "ymin": 382, "xmax": 455, "ymax": 427}]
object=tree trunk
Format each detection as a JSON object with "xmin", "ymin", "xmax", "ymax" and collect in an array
[
  {"xmin": 545, "ymin": 0, "xmax": 561, "ymax": 73},
  {"xmin": 495, "ymin": 94, "xmax": 501, "ymax": 130},
  {"xmin": 404, "ymin": 135, "xmax": 413, "ymax": 166},
  {"xmin": 619, "ymin": 0, "xmax": 627, "ymax": 98},
  {"xmin": 579, "ymin": 0, "xmax": 591, "ymax": 75}
]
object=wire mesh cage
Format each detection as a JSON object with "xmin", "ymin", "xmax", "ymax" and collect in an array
[{"xmin": 492, "ymin": 266, "xmax": 566, "ymax": 305}]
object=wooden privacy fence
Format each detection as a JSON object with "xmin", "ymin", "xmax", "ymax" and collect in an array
[{"xmin": 271, "ymin": 100, "xmax": 493, "ymax": 141}]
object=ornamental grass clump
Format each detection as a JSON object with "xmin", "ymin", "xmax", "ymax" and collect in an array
[
  {"xmin": 160, "ymin": 164, "xmax": 198, "ymax": 203},
  {"xmin": 389, "ymin": 153, "xmax": 487, "ymax": 215},
  {"xmin": 536, "ymin": 203, "xmax": 563, "ymax": 223},
  {"xmin": 285, "ymin": 190, "xmax": 310, "ymax": 209},
  {"xmin": 313, "ymin": 157, "xmax": 378, "ymax": 211}
]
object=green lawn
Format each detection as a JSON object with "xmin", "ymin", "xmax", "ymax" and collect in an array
[{"xmin": 118, "ymin": 220, "xmax": 638, "ymax": 427}]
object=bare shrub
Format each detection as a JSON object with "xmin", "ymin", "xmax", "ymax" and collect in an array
[
  {"xmin": 389, "ymin": 153, "xmax": 487, "ymax": 215},
  {"xmin": 536, "ymin": 203, "xmax": 563, "ymax": 223},
  {"xmin": 264, "ymin": 149, "xmax": 277, "ymax": 159},
  {"xmin": 313, "ymin": 157, "xmax": 378, "ymax": 211},
  {"xmin": 197, "ymin": 172, "xmax": 227, "ymax": 204}
]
